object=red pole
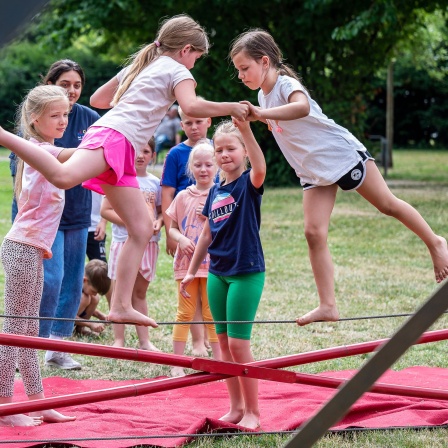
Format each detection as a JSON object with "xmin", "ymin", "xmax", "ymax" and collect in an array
[
  {"xmin": 0, "ymin": 333, "xmax": 193, "ymax": 368},
  {"xmin": 1, "ymin": 329, "xmax": 448, "ymax": 416},
  {"xmin": 2, "ymin": 359, "xmax": 448, "ymax": 418},
  {"xmin": 1, "ymin": 328, "xmax": 447, "ymax": 370}
]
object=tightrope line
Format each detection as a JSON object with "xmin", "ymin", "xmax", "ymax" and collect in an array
[{"xmin": 0, "ymin": 311, "xmax": 447, "ymax": 326}]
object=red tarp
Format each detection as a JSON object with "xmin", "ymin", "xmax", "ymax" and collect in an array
[{"xmin": 2, "ymin": 367, "xmax": 448, "ymax": 447}]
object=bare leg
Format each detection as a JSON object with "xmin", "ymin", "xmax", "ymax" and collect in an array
[
  {"xmin": 0, "ymin": 397, "xmax": 42, "ymax": 426},
  {"xmin": 217, "ymin": 333, "xmax": 244, "ymax": 424},
  {"xmin": 28, "ymin": 392, "xmax": 76, "ymax": 423},
  {"xmin": 133, "ymin": 274, "xmax": 160, "ymax": 351},
  {"xmin": 102, "ymin": 185, "xmax": 158, "ymax": 327},
  {"xmin": 191, "ymin": 296, "xmax": 208, "ymax": 356},
  {"xmin": 298, "ymin": 185, "xmax": 340, "ymax": 326},
  {"xmin": 0, "ymin": 129, "xmax": 109, "ymax": 189},
  {"xmin": 357, "ymin": 161, "xmax": 448, "ymax": 282},
  {"xmin": 227, "ymin": 337, "xmax": 260, "ymax": 429},
  {"xmin": 171, "ymin": 341, "xmax": 187, "ymax": 377}
]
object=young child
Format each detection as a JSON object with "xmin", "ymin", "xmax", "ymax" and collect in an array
[
  {"xmin": 166, "ymin": 142, "xmax": 221, "ymax": 377},
  {"xmin": 180, "ymin": 120, "xmax": 266, "ymax": 429},
  {"xmin": 230, "ymin": 29, "xmax": 448, "ymax": 326},
  {"xmin": 0, "ymin": 85, "xmax": 76, "ymax": 427},
  {"xmin": 0, "ymin": 14, "xmax": 249, "ymax": 328},
  {"xmin": 161, "ymin": 101, "xmax": 213, "ymax": 356},
  {"xmin": 73, "ymin": 259, "xmax": 111, "ymax": 337},
  {"xmin": 101, "ymin": 138, "xmax": 163, "ymax": 351}
]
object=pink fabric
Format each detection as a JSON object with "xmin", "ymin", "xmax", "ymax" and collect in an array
[
  {"xmin": 2, "ymin": 367, "xmax": 448, "ymax": 447},
  {"xmin": 108, "ymin": 241, "xmax": 159, "ymax": 282},
  {"xmin": 165, "ymin": 185, "xmax": 211, "ymax": 280},
  {"xmin": 6, "ymin": 139, "xmax": 64, "ymax": 258},
  {"xmin": 81, "ymin": 126, "xmax": 139, "ymax": 195}
]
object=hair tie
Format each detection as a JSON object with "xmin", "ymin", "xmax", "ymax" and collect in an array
[{"xmin": 154, "ymin": 40, "xmax": 161, "ymax": 47}]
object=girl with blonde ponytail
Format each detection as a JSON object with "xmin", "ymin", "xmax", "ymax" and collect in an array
[
  {"xmin": 0, "ymin": 14, "xmax": 249, "ymax": 328},
  {"xmin": 0, "ymin": 85, "xmax": 77, "ymax": 427}
]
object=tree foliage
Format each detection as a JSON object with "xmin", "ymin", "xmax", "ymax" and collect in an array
[{"xmin": 2, "ymin": 0, "xmax": 447, "ymax": 183}]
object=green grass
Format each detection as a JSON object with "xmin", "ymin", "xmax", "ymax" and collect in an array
[{"xmin": 1, "ymin": 149, "xmax": 448, "ymax": 446}]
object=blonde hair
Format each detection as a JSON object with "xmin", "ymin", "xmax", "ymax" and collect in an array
[
  {"xmin": 186, "ymin": 140, "xmax": 216, "ymax": 181},
  {"xmin": 212, "ymin": 120, "xmax": 247, "ymax": 182},
  {"xmin": 178, "ymin": 96, "xmax": 205, "ymax": 121},
  {"xmin": 15, "ymin": 85, "xmax": 69, "ymax": 197},
  {"xmin": 229, "ymin": 29, "xmax": 304, "ymax": 84},
  {"xmin": 112, "ymin": 14, "xmax": 210, "ymax": 106}
]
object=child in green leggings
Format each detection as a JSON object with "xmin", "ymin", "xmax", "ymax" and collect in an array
[{"xmin": 180, "ymin": 118, "xmax": 266, "ymax": 430}]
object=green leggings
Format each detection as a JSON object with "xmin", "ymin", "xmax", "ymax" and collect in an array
[{"xmin": 207, "ymin": 272, "xmax": 265, "ymax": 340}]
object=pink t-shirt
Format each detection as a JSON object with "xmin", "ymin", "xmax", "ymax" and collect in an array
[
  {"xmin": 166, "ymin": 185, "xmax": 211, "ymax": 280},
  {"xmin": 5, "ymin": 139, "xmax": 64, "ymax": 258}
]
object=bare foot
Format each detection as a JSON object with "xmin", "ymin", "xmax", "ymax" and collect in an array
[
  {"xmin": 238, "ymin": 413, "xmax": 260, "ymax": 430},
  {"xmin": 107, "ymin": 308, "xmax": 158, "ymax": 327},
  {"xmin": 296, "ymin": 305, "xmax": 339, "ymax": 326},
  {"xmin": 192, "ymin": 344, "xmax": 209, "ymax": 357},
  {"xmin": 170, "ymin": 367, "xmax": 186, "ymax": 377},
  {"xmin": 219, "ymin": 409, "xmax": 244, "ymax": 424},
  {"xmin": 0, "ymin": 414, "xmax": 43, "ymax": 427},
  {"xmin": 112, "ymin": 340, "xmax": 125, "ymax": 348},
  {"xmin": 430, "ymin": 236, "xmax": 448, "ymax": 283},
  {"xmin": 30, "ymin": 409, "xmax": 76, "ymax": 423},
  {"xmin": 139, "ymin": 342, "xmax": 162, "ymax": 352},
  {"xmin": 204, "ymin": 339, "xmax": 212, "ymax": 351}
]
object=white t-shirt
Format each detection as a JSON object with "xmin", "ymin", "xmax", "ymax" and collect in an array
[
  {"xmin": 111, "ymin": 172, "xmax": 162, "ymax": 243},
  {"xmin": 258, "ymin": 75, "xmax": 366, "ymax": 186},
  {"xmin": 94, "ymin": 56, "xmax": 195, "ymax": 153}
]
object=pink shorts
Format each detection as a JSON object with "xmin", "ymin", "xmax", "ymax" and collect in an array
[
  {"xmin": 108, "ymin": 241, "xmax": 159, "ymax": 283},
  {"xmin": 80, "ymin": 126, "xmax": 139, "ymax": 195}
]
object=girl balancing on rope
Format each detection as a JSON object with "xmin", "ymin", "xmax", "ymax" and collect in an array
[
  {"xmin": 180, "ymin": 119, "xmax": 266, "ymax": 429},
  {"xmin": 0, "ymin": 14, "xmax": 248, "ymax": 327},
  {"xmin": 0, "ymin": 85, "xmax": 76, "ymax": 427},
  {"xmin": 229, "ymin": 29, "xmax": 448, "ymax": 326}
]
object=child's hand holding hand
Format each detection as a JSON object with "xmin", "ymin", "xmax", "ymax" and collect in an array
[
  {"xmin": 240, "ymin": 100, "xmax": 262, "ymax": 122},
  {"xmin": 231, "ymin": 102, "xmax": 249, "ymax": 121}
]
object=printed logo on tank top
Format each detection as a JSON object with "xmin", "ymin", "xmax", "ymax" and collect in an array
[
  {"xmin": 210, "ymin": 193, "xmax": 236, "ymax": 223},
  {"xmin": 77, "ymin": 129, "xmax": 88, "ymax": 141}
]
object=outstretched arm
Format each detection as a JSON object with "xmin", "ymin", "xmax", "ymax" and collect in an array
[
  {"xmin": 232, "ymin": 119, "xmax": 266, "ymax": 189},
  {"xmin": 90, "ymin": 76, "xmax": 119, "ymax": 109},
  {"xmin": 242, "ymin": 90, "xmax": 310, "ymax": 122},
  {"xmin": 174, "ymin": 79, "xmax": 249, "ymax": 121}
]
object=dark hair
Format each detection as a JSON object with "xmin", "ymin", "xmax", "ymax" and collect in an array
[
  {"xmin": 85, "ymin": 259, "xmax": 111, "ymax": 296},
  {"xmin": 230, "ymin": 29, "xmax": 304, "ymax": 84},
  {"xmin": 41, "ymin": 59, "xmax": 86, "ymax": 87}
]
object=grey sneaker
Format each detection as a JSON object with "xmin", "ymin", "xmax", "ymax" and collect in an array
[{"xmin": 45, "ymin": 351, "xmax": 82, "ymax": 370}]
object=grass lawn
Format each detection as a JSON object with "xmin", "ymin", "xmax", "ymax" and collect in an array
[{"xmin": 1, "ymin": 148, "xmax": 448, "ymax": 447}]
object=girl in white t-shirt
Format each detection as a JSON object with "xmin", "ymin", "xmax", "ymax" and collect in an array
[
  {"xmin": 101, "ymin": 138, "xmax": 163, "ymax": 352},
  {"xmin": 0, "ymin": 14, "xmax": 249, "ymax": 329},
  {"xmin": 0, "ymin": 85, "xmax": 76, "ymax": 427},
  {"xmin": 166, "ymin": 141, "xmax": 221, "ymax": 377},
  {"xmin": 229, "ymin": 29, "xmax": 448, "ymax": 326}
]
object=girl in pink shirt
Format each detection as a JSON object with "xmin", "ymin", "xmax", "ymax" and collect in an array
[
  {"xmin": 166, "ymin": 141, "xmax": 221, "ymax": 377},
  {"xmin": 0, "ymin": 14, "xmax": 248, "ymax": 327},
  {"xmin": 0, "ymin": 85, "xmax": 77, "ymax": 427}
]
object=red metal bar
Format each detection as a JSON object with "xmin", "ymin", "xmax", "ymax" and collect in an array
[
  {"xmin": 2, "ymin": 328, "xmax": 448, "ymax": 371},
  {"xmin": 1, "ymin": 329, "xmax": 447, "ymax": 417},
  {"xmin": 0, "ymin": 333, "xmax": 193, "ymax": 368},
  {"xmin": 2, "ymin": 359, "xmax": 448, "ymax": 418},
  {"xmin": 192, "ymin": 358, "xmax": 297, "ymax": 383}
]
